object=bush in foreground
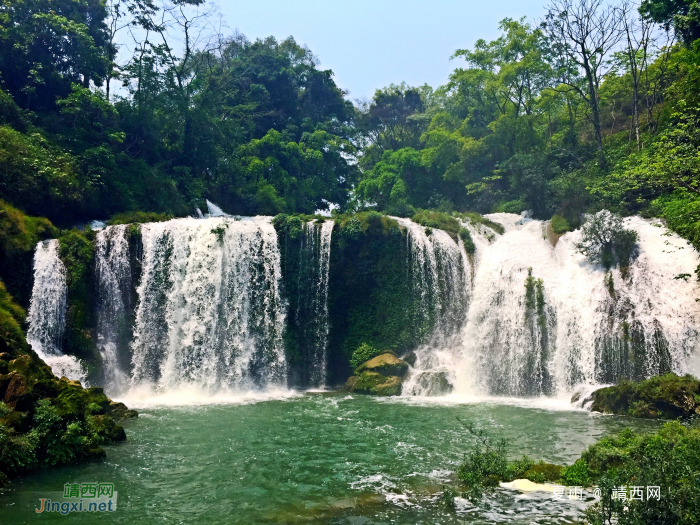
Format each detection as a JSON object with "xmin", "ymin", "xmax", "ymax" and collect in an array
[{"xmin": 452, "ymin": 420, "xmax": 700, "ymax": 524}]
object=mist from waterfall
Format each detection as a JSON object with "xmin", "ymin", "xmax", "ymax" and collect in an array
[{"xmin": 26, "ymin": 239, "xmax": 86, "ymax": 382}]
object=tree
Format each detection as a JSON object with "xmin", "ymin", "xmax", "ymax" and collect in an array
[
  {"xmin": 0, "ymin": 0, "xmax": 111, "ymax": 109},
  {"xmin": 575, "ymin": 210, "xmax": 639, "ymax": 268},
  {"xmin": 621, "ymin": 1, "xmax": 655, "ymax": 150},
  {"xmin": 640, "ymin": 0, "xmax": 700, "ymax": 45},
  {"xmin": 544, "ymin": 0, "xmax": 625, "ymax": 159}
]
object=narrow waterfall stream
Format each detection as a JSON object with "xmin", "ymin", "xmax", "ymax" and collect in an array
[
  {"xmin": 291, "ymin": 220, "xmax": 334, "ymax": 387},
  {"xmin": 25, "ymin": 239, "xmax": 85, "ymax": 381},
  {"xmin": 94, "ymin": 224, "xmax": 133, "ymax": 392}
]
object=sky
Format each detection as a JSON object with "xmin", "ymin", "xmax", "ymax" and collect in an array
[{"xmin": 213, "ymin": 0, "xmax": 549, "ymax": 101}]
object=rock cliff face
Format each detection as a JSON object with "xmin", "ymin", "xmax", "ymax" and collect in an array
[
  {"xmin": 343, "ymin": 353, "xmax": 410, "ymax": 396},
  {"xmin": 585, "ymin": 373, "xmax": 700, "ymax": 419}
]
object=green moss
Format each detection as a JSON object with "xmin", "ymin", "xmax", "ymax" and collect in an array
[
  {"xmin": 0, "ymin": 201, "xmax": 58, "ymax": 307},
  {"xmin": 411, "ymin": 210, "xmax": 461, "ymax": 240},
  {"xmin": 0, "ymin": 281, "xmax": 29, "ymax": 355},
  {"xmin": 58, "ymin": 230, "xmax": 96, "ymax": 362},
  {"xmin": 459, "ymin": 228, "xmax": 476, "ymax": 254},
  {"xmin": 350, "ymin": 371, "xmax": 402, "ymax": 396},
  {"xmin": 107, "ymin": 211, "xmax": 173, "ymax": 225}
]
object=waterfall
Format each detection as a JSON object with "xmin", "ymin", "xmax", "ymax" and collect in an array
[
  {"xmin": 23, "ymin": 211, "xmax": 700, "ymax": 400},
  {"xmin": 129, "ymin": 217, "xmax": 286, "ymax": 393},
  {"xmin": 395, "ymin": 219, "xmax": 471, "ymax": 396},
  {"xmin": 450, "ymin": 213, "xmax": 700, "ymax": 397},
  {"xmin": 95, "ymin": 225, "xmax": 132, "ymax": 393},
  {"xmin": 26, "ymin": 239, "xmax": 86, "ymax": 381},
  {"xmin": 291, "ymin": 220, "xmax": 334, "ymax": 387}
]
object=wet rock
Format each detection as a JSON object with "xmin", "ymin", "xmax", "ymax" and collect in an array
[
  {"xmin": 409, "ymin": 371, "xmax": 453, "ymax": 396},
  {"xmin": 107, "ymin": 401, "xmax": 138, "ymax": 420},
  {"xmin": 4, "ymin": 373, "xmax": 27, "ymax": 404},
  {"xmin": 342, "ymin": 375, "xmax": 359, "ymax": 391},
  {"xmin": 402, "ymin": 351, "xmax": 417, "ymax": 367},
  {"xmin": 355, "ymin": 353, "xmax": 409, "ymax": 378}
]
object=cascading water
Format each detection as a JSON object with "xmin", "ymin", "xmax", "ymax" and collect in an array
[
  {"xmin": 395, "ymin": 219, "xmax": 471, "ymax": 396},
  {"xmin": 290, "ymin": 220, "xmax": 334, "ymax": 387},
  {"xmin": 449, "ymin": 213, "xmax": 700, "ymax": 397},
  {"xmin": 94, "ymin": 225, "xmax": 133, "ymax": 392},
  {"xmin": 26, "ymin": 239, "xmax": 86, "ymax": 381},
  {"xmin": 24, "ymin": 210, "xmax": 700, "ymax": 401},
  {"xmin": 129, "ymin": 216, "xmax": 286, "ymax": 393}
]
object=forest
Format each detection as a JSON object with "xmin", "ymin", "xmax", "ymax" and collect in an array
[{"xmin": 0, "ymin": 0, "xmax": 697, "ymax": 250}]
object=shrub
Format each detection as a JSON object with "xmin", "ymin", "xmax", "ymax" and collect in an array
[
  {"xmin": 582, "ymin": 422, "xmax": 700, "ymax": 525},
  {"xmin": 350, "ymin": 343, "xmax": 382, "ymax": 369},
  {"xmin": 411, "ymin": 210, "xmax": 461, "ymax": 235},
  {"xmin": 550, "ymin": 214, "xmax": 571, "ymax": 234},
  {"xmin": 455, "ymin": 212, "xmax": 505, "ymax": 235},
  {"xmin": 575, "ymin": 210, "xmax": 639, "ymax": 269},
  {"xmin": 459, "ymin": 228, "xmax": 476, "ymax": 254}
]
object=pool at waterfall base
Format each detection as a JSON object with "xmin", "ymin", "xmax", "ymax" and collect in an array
[{"xmin": 0, "ymin": 392, "xmax": 663, "ymax": 524}]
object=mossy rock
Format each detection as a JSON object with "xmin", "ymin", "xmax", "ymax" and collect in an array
[
  {"xmin": 523, "ymin": 463, "xmax": 564, "ymax": 483},
  {"xmin": 350, "ymin": 371, "xmax": 403, "ymax": 396},
  {"xmin": 88, "ymin": 415, "xmax": 127, "ymax": 442},
  {"xmin": 354, "ymin": 352, "xmax": 409, "ymax": 378},
  {"xmin": 106, "ymin": 401, "xmax": 138, "ymax": 421},
  {"xmin": 590, "ymin": 373, "xmax": 700, "ymax": 419}
]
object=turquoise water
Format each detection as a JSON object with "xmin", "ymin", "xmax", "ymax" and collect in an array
[{"xmin": 0, "ymin": 393, "xmax": 662, "ymax": 524}]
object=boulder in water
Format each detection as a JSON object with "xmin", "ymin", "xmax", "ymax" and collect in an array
[
  {"xmin": 342, "ymin": 352, "xmax": 409, "ymax": 396},
  {"xmin": 350, "ymin": 371, "xmax": 403, "ymax": 396}
]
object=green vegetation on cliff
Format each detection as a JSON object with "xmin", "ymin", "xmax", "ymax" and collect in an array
[
  {"xmin": 0, "ymin": 278, "xmax": 135, "ymax": 487},
  {"xmin": 0, "ymin": 201, "xmax": 57, "ymax": 307}
]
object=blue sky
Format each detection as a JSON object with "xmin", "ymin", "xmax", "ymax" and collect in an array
[{"xmin": 215, "ymin": 0, "xmax": 548, "ymax": 101}]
